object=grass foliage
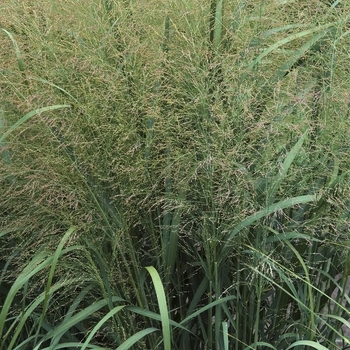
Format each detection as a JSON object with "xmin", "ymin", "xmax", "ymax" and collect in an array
[{"xmin": 1, "ymin": 0, "xmax": 350, "ymax": 349}]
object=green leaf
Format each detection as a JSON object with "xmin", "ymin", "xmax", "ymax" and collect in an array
[
  {"xmin": 30, "ymin": 77, "xmax": 79, "ymax": 103},
  {"xmin": 271, "ymin": 29, "xmax": 332, "ymax": 82},
  {"xmin": 0, "ymin": 105, "xmax": 71, "ymax": 143},
  {"xmin": 116, "ymin": 328, "xmax": 159, "ymax": 350},
  {"xmin": 81, "ymin": 306, "xmax": 125, "ymax": 350},
  {"xmin": 164, "ymin": 209, "xmax": 181, "ymax": 285},
  {"xmin": 126, "ymin": 306, "xmax": 188, "ymax": 331},
  {"xmin": 248, "ymin": 24, "xmax": 334, "ymax": 70},
  {"xmin": 213, "ymin": 0, "xmax": 223, "ymax": 50},
  {"xmin": 6, "ymin": 280, "xmax": 72, "ymax": 350},
  {"xmin": 244, "ymin": 342, "xmax": 278, "ymax": 350},
  {"xmin": 180, "ymin": 296, "xmax": 236, "ymax": 326},
  {"xmin": 1, "ymin": 29, "xmax": 25, "ymax": 72},
  {"xmin": 40, "ymin": 343, "xmax": 109, "ymax": 349},
  {"xmin": 39, "ymin": 227, "xmax": 76, "ymax": 324},
  {"xmin": 268, "ymin": 129, "xmax": 309, "ymax": 204},
  {"xmin": 223, "ymin": 194, "xmax": 317, "ymax": 252},
  {"xmin": 222, "ymin": 322, "xmax": 228, "ymax": 350},
  {"xmin": 145, "ymin": 266, "xmax": 171, "ymax": 350},
  {"xmin": 265, "ymin": 231, "xmax": 321, "ymax": 244},
  {"xmin": 321, "ymin": 314, "xmax": 350, "ymax": 336},
  {"xmin": 0, "ymin": 245, "xmax": 80, "ymax": 349},
  {"xmin": 33, "ymin": 296, "xmax": 124, "ymax": 349},
  {"xmin": 286, "ymin": 340, "xmax": 329, "ymax": 350}
]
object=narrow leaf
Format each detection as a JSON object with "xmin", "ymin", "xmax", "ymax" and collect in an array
[
  {"xmin": 286, "ymin": 340, "xmax": 329, "ymax": 350},
  {"xmin": 81, "ymin": 306, "xmax": 125, "ymax": 350},
  {"xmin": 0, "ymin": 105, "xmax": 71, "ymax": 143},
  {"xmin": 244, "ymin": 342, "xmax": 278, "ymax": 350},
  {"xmin": 116, "ymin": 328, "xmax": 159, "ymax": 350},
  {"xmin": 223, "ymin": 195, "xmax": 317, "ymax": 251},
  {"xmin": 214, "ymin": 0, "xmax": 223, "ymax": 50},
  {"xmin": 248, "ymin": 24, "xmax": 334, "ymax": 70},
  {"xmin": 222, "ymin": 322, "xmax": 228, "ymax": 350},
  {"xmin": 1, "ymin": 29, "xmax": 25, "ymax": 72},
  {"xmin": 268, "ymin": 129, "xmax": 309, "ymax": 203},
  {"xmin": 145, "ymin": 267, "xmax": 171, "ymax": 350}
]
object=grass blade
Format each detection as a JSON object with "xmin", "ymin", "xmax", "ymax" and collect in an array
[
  {"xmin": 1, "ymin": 29, "xmax": 25, "ymax": 72},
  {"xmin": 243, "ymin": 342, "xmax": 278, "ymax": 350},
  {"xmin": 213, "ymin": 0, "xmax": 223, "ymax": 50},
  {"xmin": 248, "ymin": 24, "xmax": 334, "ymax": 71},
  {"xmin": 222, "ymin": 194, "xmax": 317, "ymax": 252},
  {"xmin": 41, "ymin": 343, "xmax": 109, "ymax": 349},
  {"xmin": 0, "ymin": 105, "xmax": 71, "ymax": 143},
  {"xmin": 81, "ymin": 306, "xmax": 125, "ymax": 350},
  {"xmin": 180, "ymin": 296, "xmax": 236, "ymax": 326},
  {"xmin": 268, "ymin": 129, "xmax": 309, "ymax": 204},
  {"xmin": 222, "ymin": 321, "xmax": 228, "ymax": 350},
  {"xmin": 30, "ymin": 77, "xmax": 79, "ymax": 103},
  {"xmin": 0, "ymin": 245, "xmax": 80, "ymax": 349},
  {"xmin": 6, "ymin": 281, "xmax": 71, "ymax": 350},
  {"xmin": 280, "ymin": 237, "xmax": 316, "ymax": 340},
  {"xmin": 271, "ymin": 30, "xmax": 332, "ymax": 82},
  {"xmin": 125, "ymin": 306, "xmax": 187, "ymax": 331},
  {"xmin": 286, "ymin": 340, "xmax": 329, "ymax": 350},
  {"xmin": 33, "ymin": 297, "xmax": 124, "ymax": 350},
  {"xmin": 35, "ymin": 227, "xmax": 76, "ymax": 344},
  {"xmin": 145, "ymin": 266, "xmax": 171, "ymax": 350},
  {"xmin": 116, "ymin": 328, "xmax": 159, "ymax": 350}
]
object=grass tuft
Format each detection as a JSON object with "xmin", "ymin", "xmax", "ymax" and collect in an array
[{"xmin": 1, "ymin": 0, "xmax": 350, "ymax": 349}]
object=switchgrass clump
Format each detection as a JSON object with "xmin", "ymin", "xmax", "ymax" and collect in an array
[{"xmin": 1, "ymin": 0, "xmax": 350, "ymax": 349}]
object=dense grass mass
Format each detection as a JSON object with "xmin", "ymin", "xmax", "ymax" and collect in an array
[{"xmin": 1, "ymin": 0, "xmax": 350, "ymax": 349}]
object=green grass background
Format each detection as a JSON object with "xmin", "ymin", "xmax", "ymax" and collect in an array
[{"xmin": 1, "ymin": 0, "xmax": 350, "ymax": 349}]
